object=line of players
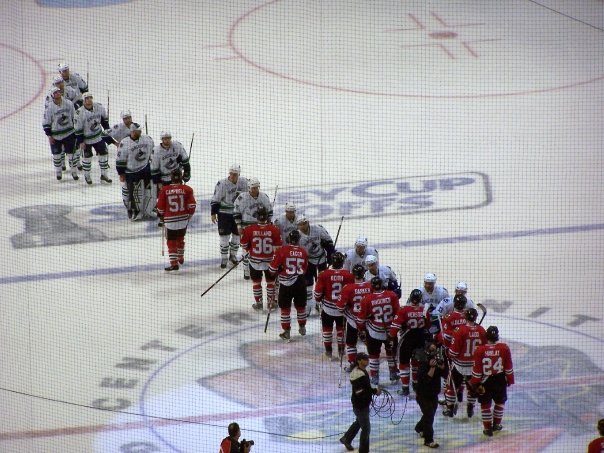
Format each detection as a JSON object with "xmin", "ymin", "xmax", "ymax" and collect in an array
[
  {"xmin": 42, "ymin": 62, "xmax": 193, "ymax": 222},
  {"xmin": 210, "ymin": 166, "xmax": 515, "ymax": 438}
]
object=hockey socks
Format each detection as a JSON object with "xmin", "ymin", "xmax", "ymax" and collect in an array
[
  {"xmin": 252, "ymin": 280, "xmax": 263, "ymax": 304},
  {"xmin": 280, "ymin": 308, "xmax": 291, "ymax": 331},
  {"xmin": 177, "ymin": 238, "xmax": 185, "ymax": 264},
  {"xmin": 167, "ymin": 239, "xmax": 179, "ymax": 267},
  {"xmin": 481, "ymin": 401, "xmax": 493, "ymax": 430},
  {"xmin": 493, "ymin": 403, "xmax": 505, "ymax": 426}
]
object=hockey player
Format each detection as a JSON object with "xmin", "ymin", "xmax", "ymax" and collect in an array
[
  {"xmin": 57, "ymin": 62, "xmax": 88, "ymax": 108},
  {"xmin": 107, "ymin": 110, "xmax": 135, "ymax": 211},
  {"xmin": 273, "ymin": 202, "xmax": 298, "ymax": 243},
  {"xmin": 296, "ymin": 215, "xmax": 335, "ymax": 314},
  {"xmin": 337, "ymin": 264, "xmax": 372, "ymax": 371},
  {"xmin": 268, "ymin": 230, "xmax": 309, "ymax": 341},
  {"xmin": 433, "ymin": 281, "xmax": 477, "ymax": 318},
  {"xmin": 388, "ymin": 288, "xmax": 430, "ymax": 396},
  {"xmin": 240, "ymin": 207, "xmax": 282, "ymax": 311},
  {"xmin": 314, "ymin": 252, "xmax": 354, "ymax": 360},
  {"xmin": 439, "ymin": 295, "xmax": 469, "ymax": 350},
  {"xmin": 469, "ymin": 326, "xmax": 514, "ymax": 437},
  {"xmin": 156, "ymin": 169, "xmax": 196, "ymax": 271},
  {"xmin": 150, "ymin": 131, "xmax": 191, "ymax": 190},
  {"xmin": 116, "ymin": 123, "xmax": 155, "ymax": 220},
  {"xmin": 363, "ymin": 255, "xmax": 402, "ymax": 298},
  {"xmin": 43, "ymin": 86, "xmax": 77, "ymax": 181},
  {"xmin": 444, "ymin": 308, "xmax": 487, "ymax": 418},
  {"xmin": 357, "ymin": 277, "xmax": 400, "ymax": 386},
  {"xmin": 74, "ymin": 92, "xmax": 112, "ymax": 185},
  {"xmin": 210, "ymin": 164, "xmax": 249, "ymax": 269},
  {"xmin": 343, "ymin": 236, "xmax": 378, "ymax": 272},
  {"xmin": 44, "ymin": 76, "xmax": 79, "ymax": 109},
  {"xmin": 415, "ymin": 273, "xmax": 449, "ymax": 311},
  {"xmin": 234, "ymin": 178, "xmax": 273, "ymax": 279}
]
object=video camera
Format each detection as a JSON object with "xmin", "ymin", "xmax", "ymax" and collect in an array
[
  {"xmin": 413, "ymin": 344, "xmax": 445, "ymax": 367},
  {"xmin": 241, "ymin": 439, "xmax": 255, "ymax": 448}
]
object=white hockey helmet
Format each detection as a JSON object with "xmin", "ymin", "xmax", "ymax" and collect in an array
[
  {"xmin": 365, "ymin": 255, "xmax": 378, "ymax": 265},
  {"xmin": 82, "ymin": 92, "xmax": 93, "ymax": 99},
  {"xmin": 160, "ymin": 130, "xmax": 172, "ymax": 139},
  {"xmin": 248, "ymin": 177, "xmax": 260, "ymax": 188},
  {"xmin": 57, "ymin": 62, "xmax": 69, "ymax": 71},
  {"xmin": 229, "ymin": 163, "xmax": 241, "ymax": 174},
  {"xmin": 296, "ymin": 215, "xmax": 308, "ymax": 225},
  {"xmin": 285, "ymin": 202, "xmax": 296, "ymax": 212},
  {"xmin": 49, "ymin": 86, "xmax": 61, "ymax": 96},
  {"xmin": 424, "ymin": 272, "xmax": 437, "ymax": 283},
  {"xmin": 355, "ymin": 236, "xmax": 368, "ymax": 247},
  {"xmin": 52, "ymin": 76, "xmax": 64, "ymax": 85},
  {"xmin": 130, "ymin": 123, "xmax": 143, "ymax": 132},
  {"xmin": 455, "ymin": 281, "xmax": 468, "ymax": 291},
  {"xmin": 120, "ymin": 109, "xmax": 132, "ymax": 119}
]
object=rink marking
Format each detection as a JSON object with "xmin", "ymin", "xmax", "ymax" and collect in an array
[{"xmin": 2, "ymin": 222, "xmax": 604, "ymax": 285}]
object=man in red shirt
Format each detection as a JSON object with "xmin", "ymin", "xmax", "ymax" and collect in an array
[
  {"xmin": 469, "ymin": 325, "xmax": 514, "ymax": 437},
  {"xmin": 240, "ymin": 207, "xmax": 282, "ymax": 311},
  {"xmin": 156, "ymin": 169, "xmax": 196, "ymax": 271},
  {"xmin": 337, "ymin": 264, "xmax": 372, "ymax": 370},
  {"xmin": 357, "ymin": 277, "xmax": 400, "ymax": 386},
  {"xmin": 587, "ymin": 419, "xmax": 604, "ymax": 453},
  {"xmin": 268, "ymin": 230, "xmax": 309, "ymax": 340},
  {"xmin": 219, "ymin": 422, "xmax": 252, "ymax": 453},
  {"xmin": 314, "ymin": 252, "xmax": 354, "ymax": 359}
]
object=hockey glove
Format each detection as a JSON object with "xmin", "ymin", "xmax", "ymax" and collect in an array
[{"xmin": 183, "ymin": 171, "xmax": 191, "ymax": 182}]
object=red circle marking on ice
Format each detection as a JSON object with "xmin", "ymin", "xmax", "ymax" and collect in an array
[
  {"xmin": 0, "ymin": 43, "xmax": 46, "ymax": 122},
  {"xmin": 227, "ymin": 0, "xmax": 604, "ymax": 98},
  {"xmin": 429, "ymin": 31, "xmax": 458, "ymax": 39}
]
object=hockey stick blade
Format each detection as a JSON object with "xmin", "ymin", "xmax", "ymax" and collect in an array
[{"xmin": 477, "ymin": 302, "xmax": 487, "ymax": 325}]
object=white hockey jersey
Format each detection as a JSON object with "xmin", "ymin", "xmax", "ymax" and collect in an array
[
  {"xmin": 364, "ymin": 265, "xmax": 399, "ymax": 289},
  {"xmin": 233, "ymin": 192, "xmax": 273, "ymax": 226},
  {"xmin": 116, "ymin": 135, "xmax": 155, "ymax": 174},
  {"xmin": 74, "ymin": 102, "xmax": 108, "ymax": 145},
  {"xmin": 43, "ymin": 98, "xmax": 75, "ymax": 140},
  {"xmin": 414, "ymin": 285, "xmax": 449, "ymax": 309},
  {"xmin": 61, "ymin": 73, "xmax": 87, "ymax": 102},
  {"xmin": 299, "ymin": 224, "xmax": 333, "ymax": 265},
  {"xmin": 273, "ymin": 213, "xmax": 298, "ymax": 243},
  {"xmin": 44, "ymin": 86, "xmax": 78, "ymax": 109},
  {"xmin": 343, "ymin": 246, "xmax": 379, "ymax": 271},
  {"xmin": 108, "ymin": 122, "xmax": 131, "ymax": 143},
  {"xmin": 433, "ymin": 296, "xmax": 476, "ymax": 317},
  {"xmin": 211, "ymin": 177, "xmax": 249, "ymax": 216},
  {"xmin": 150, "ymin": 140, "xmax": 189, "ymax": 183}
]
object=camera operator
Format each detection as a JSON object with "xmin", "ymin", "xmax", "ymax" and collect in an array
[
  {"xmin": 220, "ymin": 422, "xmax": 253, "ymax": 453},
  {"xmin": 413, "ymin": 340, "xmax": 446, "ymax": 448}
]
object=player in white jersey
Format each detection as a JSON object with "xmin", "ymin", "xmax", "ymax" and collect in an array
[
  {"xmin": 115, "ymin": 123, "xmax": 155, "ymax": 220},
  {"xmin": 273, "ymin": 202, "xmax": 298, "ymax": 243},
  {"xmin": 414, "ymin": 273, "xmax": 449, "ymax": 310},
  {"xmin": 150, "ymin": 131, "xmax": 191, "ymax": 188},
  {"xmin": 44, "ymin": 76, "xmax": 79, "ymax": 110},
  {"xmin": 233, "ymin": 178, "xmax": 273, "ymax": 279},
  {"xmin": 210, "ymin": 164, "xmax": 249, "ymax": 268},
  {"xmin": 363, "ymin": 255, "xmax": 402, "ymax": 298},
  {"xmin": 343, "ymin": 236, "xmax": 379, "ymax": 271},
  {"xmin": 107, "ymin": 110, "xmax": 135, "ymax": 211},
  {"xmin": 43, "ymin": 87, "xmax": 78, "ymax": 181},
  {"xmin": 296, "ymin": 215, "xmax": 335, "ymax": 314},
  {"xmin": 74, "ymin": 93, "xmax": 112, "ymax": 185},
  {"xmin": 57, "ymin": 62, "xmax": 88, "ymax": 108},
  {"xmin": 433, "ymin": 281, "xmax": 477, "ymax": 317}
]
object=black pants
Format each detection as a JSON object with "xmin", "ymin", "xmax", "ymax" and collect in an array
[
  {"xmin": 415, "ymin": 393, "xmax": 438, "ymax": 443},
  {"xmin": 342, "ymin": 406, "xmax": 370, "ymax": 453}
]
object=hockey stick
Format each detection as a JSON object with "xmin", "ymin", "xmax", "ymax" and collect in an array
[
  {"xmin": 263, "ymin": 302, "xmax": 273, "ymax": 333},
  {"xmin": 188, "ymin": 133, "xmax": 194, "ymax": 159},
  {"xmin": 272, "ymin": 184, "xmax": 279, "ymax": 205},
  {"xmin": 86, "ymin": 60, "xmax": 89, "ymax": 87},
  {"xmin": 107, "ymin": 90, "xmax": 110, "ymax": 119},
  {"xmin": 338, "ymin": 321, "xmax": 348, "ymax": 388},
  {"xmin": 161, "ymin": 223, "xmax": 165, "ymax": 257},
  {"xmin": 200, "ymin": 255, "xmax": 246, "ymax": 298},
  {"xmin": 333, "ymin": 215, "xmax": 344, "ymax": 249},
  {"xmin": 436, "ymin": 312, "xmax": 459, "ymax": 412},
  {"xmin": 144, "ymin": 114, "xmax": 148, "ymax": 135},
  {"xmin": 477, "ymin": 303, "xmax": 487, "ymax": 325}
]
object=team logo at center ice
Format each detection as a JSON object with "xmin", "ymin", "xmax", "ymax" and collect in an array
[{"xmin": 8, "ymin": 172, "xmax": 490, "ymax": 248}]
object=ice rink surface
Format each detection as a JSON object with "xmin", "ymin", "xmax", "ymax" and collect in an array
[{"xmin": 1, "ymin": 0, "xmax": 604, "ymax": 451}]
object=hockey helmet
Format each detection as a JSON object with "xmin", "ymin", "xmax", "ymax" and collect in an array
[
  {"xmin": 453, "ymin": 294, "xmax": 467, "ymax": 311},
  {"xmin": 370, "ymin": 276, "xmax": 383, "ymax": 291},
  {"xmin": 52, "ymin": 76, "xmax": 64, "ymax": 85},
  {"xmin": 331, "ymin": 251, "xmax": 345, "ymax": 269},
  {"xmin": 170, "ymin": 168, "xmax": 182, "ymax": 183},
  {"xmin": 455, "ymin": 281, "xmax": 468, "ymax": 291},
  {"xmin": 285, "ymin": 202, "xmax": 296, "ymax": 212},
  {"xmin": 255, "ymin": 206, "xmax": 269, "ymax": 222},
  {"xmin": 296, "ymin": 215, "xmax": 308, "ymax": 225},
  {"xmin": 355, "ymin": 236, "xmax": 368, "ymax": 247},
  {"xmin": 229, "ymin": 164, "xmax": 241, "ymax": 174},
  {"xmin": 248, "ymin": 177, "xmax": 260, "ymax": 188},
  {"xmin": 49, "ymin": 86, "xmax": 61, "ymax": 96},
  {"xmin": 424, "ymin": 272, "xmax": 437, "ymax": 283},
  {"xmin": 409, "ymin": 288, "xmax": 423, "ymax": 305},
  {"xmin": 465, "ymin": 308, "xmax": 478, "ymax": 323},
  {"xmin": 364, "ymin": 255, "xmax": 378, "ymax": 266},
  {"xmin": 57, "ymin": 62, "xmax": 69, "ymax": 71},
  {"xmin": 288, "ymin": 229, "xmax": 301, "ymax": 245},
  {"xmin": 486, "ymin": 325, "xmax": 499, "ymax": 342},
  {"xmin": 130, "ymin": 123, "xmax": 143, "ymax": 132},
  {"xmin": 120, "ymin": 109, "xmax": 132, "ymax": 119},
  {"xmin": 82, "ymin": 92, "xmax": 93, "ymax": 99},
  {"xmin": 160, "ymin": 130, "xmax": 172, "ymax": 139},
  {"xmin": 352, "ymin": 263, "xmax": 366, "ymax": 280}
]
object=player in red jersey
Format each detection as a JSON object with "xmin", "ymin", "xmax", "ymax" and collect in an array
[
  {"xmin": 156, "ymin": 169, "xmax": 196, "ymax": 271},
  {"xmin": 469, "ymin": 325, "xmax": 514, "ymax": 437},
  {"xmin": 314, "ymin": 252, "xmax": 354, "ymax": 360},
  {"xmin": 357, "ymin": 277, "xmax": 400, "ymax": 385},
  {"xmin": 240, "ymin": 207, "xmax": 282, "ymax": 311},
  {"xmin": 268, "ymin": 229, "xmax": 309, "ymax": 341},
  {"xmin": 587, "ymin": 419, "xmax": 604, "ymax": 453},
  {"xmin": 388, "ymin": 289, "xmax": 430, "ymax": 396},
  {"xmin": 337, "ymin": 264, "xmax": 372, "ymax": 370},
  {"xmin": 445, "ymin": 308, "xmax": 487, "ymax": 418},
  {"xmin": 439, "ymin": 295, "xmax": 469, "ymax": 350}
]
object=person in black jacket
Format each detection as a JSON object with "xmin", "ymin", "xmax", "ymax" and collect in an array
[
  {"xmin": 414, "ymin": 340, "xmax": 446, "ymax": 448},
  {"xmin": 340, "ymin": 352, "xmax": 381, "ymax": 453},
  {"xmin": 219, "ymin": 422, "xmax": 252, "ymax": 453}
]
